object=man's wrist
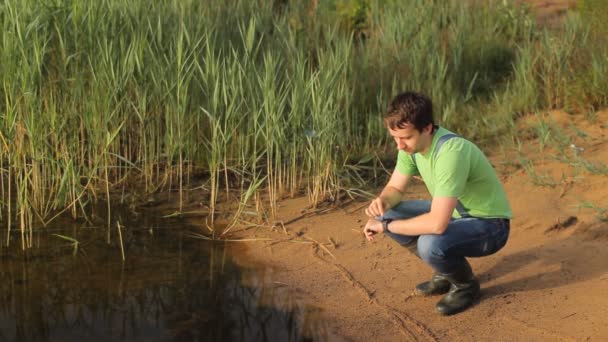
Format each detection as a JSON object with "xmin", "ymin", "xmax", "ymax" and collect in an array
[{"xmin": 382, "ymin": 219, "xmax": 393, "ymax": 233}]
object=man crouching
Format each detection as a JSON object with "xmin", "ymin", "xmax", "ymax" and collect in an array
[{"xmin": 363, "ymin": 91, "xmax": 511, "ymax": 315}]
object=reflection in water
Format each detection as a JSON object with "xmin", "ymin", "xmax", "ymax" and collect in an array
[{"xmin": 0, "ymin": 213, "xmax": 331, "ymax": 341}]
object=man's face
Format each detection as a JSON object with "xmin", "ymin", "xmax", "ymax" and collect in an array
[{"xmin": 388, "ymin": 123, "xmax": 433, "ymax": 155}]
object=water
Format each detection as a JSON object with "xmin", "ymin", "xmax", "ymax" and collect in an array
[{"xmin": 0, "ymin": 212, "xmax": 332, "ymax": 341}]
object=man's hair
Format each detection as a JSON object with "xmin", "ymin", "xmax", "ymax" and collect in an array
[{"xmin": 384, "ymin": 91, "xmax": 435, "ymax": 132}]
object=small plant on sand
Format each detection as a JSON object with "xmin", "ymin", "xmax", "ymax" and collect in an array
[
  {"xmin": 578, "ymin": 201, "xmax": 608, "ymax": 222},
  {"xmin": 534, "ymin": 116, "xmax": 552, "ymax": 153},
  {"xmin": 574, "ymin": 157, "xmax": 608, "ymax": 175}
]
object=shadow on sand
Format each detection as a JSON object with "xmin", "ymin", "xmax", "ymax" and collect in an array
[{"xmin": 478, "ymin": 222, "xmax": 608, "ymax": 299}]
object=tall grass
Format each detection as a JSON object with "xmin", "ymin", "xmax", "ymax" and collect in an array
[{"xmin": 0, "ymin": 0, "xmax": 607, "ymax": 246}]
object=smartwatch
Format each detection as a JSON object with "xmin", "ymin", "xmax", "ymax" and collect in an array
[{"xmin": 382, "ymin": 219, "xmax": 393, "ymax": 233}]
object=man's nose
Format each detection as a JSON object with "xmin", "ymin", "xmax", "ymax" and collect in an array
[{"xmin": 397, "ymin": 140, "xmax": 406, "ymax": 149}]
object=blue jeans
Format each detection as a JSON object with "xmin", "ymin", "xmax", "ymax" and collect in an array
[{"xmin": 379, "ymin": 200, "xmax": 510, "ymax": 274}]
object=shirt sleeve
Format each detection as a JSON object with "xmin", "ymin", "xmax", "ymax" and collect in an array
[
  {"xmin": 395, "ymin": 150, "xmax": 419, "ymax": 176},
  {"xmin": 433, "ymin": 149, "xmax": 470, "ymax": 197}
]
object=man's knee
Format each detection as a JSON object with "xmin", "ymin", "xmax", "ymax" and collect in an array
[{"xmin": 380, "ymin": 207, "xmax": 403, "ymax": 221}]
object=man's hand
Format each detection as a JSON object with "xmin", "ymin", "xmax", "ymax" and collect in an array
[
  {"xmin": 365, "ymin": 197, "xmax": 390, "ymax": 217},
  {"xmin": 363, "ymin": 218, "xmax": 384, "ymax": 241}
]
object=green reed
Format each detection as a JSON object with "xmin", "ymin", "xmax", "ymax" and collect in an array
[{"xmin": 0, "ymin": 0, "xmax": 607, "ymax": 246}]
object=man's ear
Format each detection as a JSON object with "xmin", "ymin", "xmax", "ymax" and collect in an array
[{"xmin": 423, "ymin": 123, "xmax": 434, "ymax": 134}]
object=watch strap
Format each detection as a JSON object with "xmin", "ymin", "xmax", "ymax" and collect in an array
[{"xmin": 382, "ymin": 219, "xmax": 393, "ymax": 233}]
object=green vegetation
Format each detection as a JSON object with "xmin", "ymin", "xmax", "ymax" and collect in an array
[
  {"xmin": 1, "ymin": 0, "xmax": 607, "ymax": 246},
  {"xmin": 52, "ymin": 233, "xmax": 79, "ymax": 256},
  {"xmin": 579, "ymin": 201, "xmax": 608, "ymax": 222}
]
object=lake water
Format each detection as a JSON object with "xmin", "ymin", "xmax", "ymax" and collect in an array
[{"xmin": 0, "ymin": 211, "xmax": 333, "ymax": 341}]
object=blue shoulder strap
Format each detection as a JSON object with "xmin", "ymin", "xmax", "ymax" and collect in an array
[{"xmin": 412, "ymin": 133, "xmax": 470, "ymax": 218}]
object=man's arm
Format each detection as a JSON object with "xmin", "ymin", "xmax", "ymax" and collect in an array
[
  {"xmin": 386, "ymin": 197, "xmax": 456, "ymax": 235},
  {"xmin": 365, "ymin": 170, "xmax": 412, "ymax": 217},
  {"xmin": 364, "ymin": 197, "xmax": 457, "ymax": 241}
]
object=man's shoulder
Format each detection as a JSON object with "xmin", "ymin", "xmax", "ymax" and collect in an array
[
  {"xmin": 442, "ymin": 136, "xmax": 472, "ymax": 151},
  {"xmin": 434, "ymin": 128, "xmax": 474, "ymax": 154}
]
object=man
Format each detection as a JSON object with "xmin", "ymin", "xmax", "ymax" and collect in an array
[{"xmin": 363, "ymin": 91, "xmax": 511, "ymax": 315}]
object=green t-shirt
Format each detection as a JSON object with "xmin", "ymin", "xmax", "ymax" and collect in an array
[{"xmin": 396, "ymin": 127, "xmax": 512, "ymax": 219}]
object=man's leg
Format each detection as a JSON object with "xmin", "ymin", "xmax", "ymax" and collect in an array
[
  {"xmin": 378, "ymin": 201, "xmax": 451, "ymax": 296},
  {"xmin": 379, "ymin": 200, "xmax": 431, "ymax": 255},
  {"xmin": 417, "ymin": 217, "xmax": 510, "ymax": 315}
]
